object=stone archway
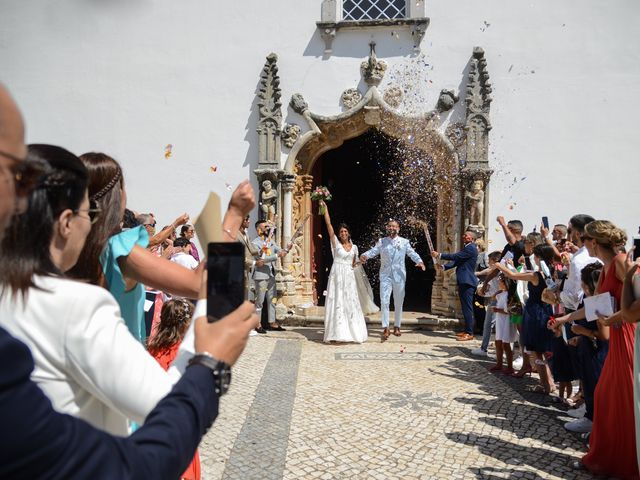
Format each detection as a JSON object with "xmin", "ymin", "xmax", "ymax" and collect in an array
[{"xmin": 252, "ymin": 46, "xmax": 493, "ymax": 320}]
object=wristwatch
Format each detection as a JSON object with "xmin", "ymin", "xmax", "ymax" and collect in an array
[{"xmin": 188, "ymin": 353, "xmax": 232, "ymax": 395}]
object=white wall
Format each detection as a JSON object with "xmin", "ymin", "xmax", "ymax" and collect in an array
[{"xmin": 1, "ymin": 0, "xmax": 639, "ymax": 246}]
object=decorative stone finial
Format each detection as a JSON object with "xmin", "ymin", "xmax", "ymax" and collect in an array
[
  {"xmin": 290, "ymin": 93, "xmax": 309, "ymax": 115},
  {"xmin": 436, "ymin": 89, "xmax": 459, "ymax": 112},
  {"xmin": 361, "ymin": 42, "xmax": 387, "ymax": 87}
]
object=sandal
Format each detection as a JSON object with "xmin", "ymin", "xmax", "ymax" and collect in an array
[{"xmin": 525, "ymin": 384, "xmax": 552, "ymax": 394}]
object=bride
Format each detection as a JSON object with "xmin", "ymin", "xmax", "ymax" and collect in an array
[{"xmin": 318, "ymin": 200, "xmax": 370, "ymax": 343}]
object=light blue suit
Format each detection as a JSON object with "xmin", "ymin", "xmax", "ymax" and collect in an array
[{"xmin": 362, "ymin": 236, "xmax": 423, "ymax": 328}]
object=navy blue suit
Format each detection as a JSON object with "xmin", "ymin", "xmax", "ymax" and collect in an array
[
  {"xmin": 0, "ymin": 326, "xmax": 219, "ymax": 480},
  {"xmin": 441, "ymin": 242, "xmax": 479, "ymax": 334}
]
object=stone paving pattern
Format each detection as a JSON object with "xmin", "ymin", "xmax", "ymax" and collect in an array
[{"xmin": 200, "ymin": 327, "xmax": 597, "ymax": 479}]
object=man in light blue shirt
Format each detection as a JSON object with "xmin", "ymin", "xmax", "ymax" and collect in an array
[{"xmin": 361, "ymin": 220, "xmax": 425, "ymax": 340}]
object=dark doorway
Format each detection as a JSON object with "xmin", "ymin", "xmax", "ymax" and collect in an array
[{"xmin": 311, "ymin": 129, "xmax": 437, "ymax": 312}]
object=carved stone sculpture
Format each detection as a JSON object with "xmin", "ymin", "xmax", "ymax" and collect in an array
[
  {"xmin": 260, "ymin": 179, "xmax": 277, "ymax": 222},
  {"xmin": 383, "ymin": 86, "xmax": 403, "ymax": 108},
  {"xmin": 290, "ymin": 93, "xmax": 309, "ymax": 115},
  {"xmin": 465, "ymin": 179, "xmax": 485, "ymax": 227},
  {"xmin": 282, "ymin": 123, "xmax": 301, "ymax": 149},
  {"xmin": 436, "ymin": 89, "xmax": 459, "ymax": 112},
  {"xmin": 361, "ymin": 42, "xmax": 387, "ymax": 87},
  {"xmin": 340, "ymin": 88, "xmax": 363, "ymax": 109}
]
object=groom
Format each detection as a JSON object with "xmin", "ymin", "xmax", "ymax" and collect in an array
[{"xmin": 360, "ymin": 219, "xmax": 425, "ymax": 340}]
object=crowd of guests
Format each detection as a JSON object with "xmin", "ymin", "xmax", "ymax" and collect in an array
[
  {"xmin": 466, "ymin": 214, "xmax": 640, "ymax": 478},
  {"xmin": 0, "ymin": 84, "xmax": 259, "ymax": 479}
]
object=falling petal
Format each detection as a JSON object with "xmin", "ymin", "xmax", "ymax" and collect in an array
[{"xmin": 210, "ymin": 166, "xmax": 218, "ymax": 173}]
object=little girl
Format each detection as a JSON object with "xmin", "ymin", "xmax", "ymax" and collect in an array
[
  {"xmin": 490, "ymin": 274, "xmax": 518, "ymax": 374},
  {"xmin": 147, "ymin": 299, "xmax": 200, "ymax": 480}
]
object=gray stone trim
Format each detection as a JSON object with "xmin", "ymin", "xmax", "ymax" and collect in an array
[
  {"xmin": 222, "ymin": 339, "xmax": 302, "ymax": 479},
  {"xmin": 317, "ymin": 17, "xmax": 429, "ymax": 54}
]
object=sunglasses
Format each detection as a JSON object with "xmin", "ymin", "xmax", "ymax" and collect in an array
[
  {"xmin": 0, "ymin": 150, "xmax": 45, "ymax": 198},
  {"xmin": 73, "ymin": 207, "xmax": 102, "ymax": 225},
  {"xmin": 144, "ymin": 222, "xmax": 157, "ymax": 228}
]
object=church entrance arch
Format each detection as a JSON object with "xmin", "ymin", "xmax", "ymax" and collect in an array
[{"xmin": 251, "ymin": 46, "xmax": 494, "ymax": 320}]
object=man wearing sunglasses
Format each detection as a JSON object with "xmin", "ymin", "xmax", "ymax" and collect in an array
[{"xmin": 0, "ymin": 83, "xmax": 258, "ymax": 479}]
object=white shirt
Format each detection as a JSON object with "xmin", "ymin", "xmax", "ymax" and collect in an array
[
  {"xmin": 170, "ymin": 251, "xmax": 199, "ymax": 270},
  {"xmin": 0, "ymin": 275, "xmax": 200, "ymax": 436},
  {"xmin": 559, "ymin": 246, "xmax": 601, "ymax": 311}
]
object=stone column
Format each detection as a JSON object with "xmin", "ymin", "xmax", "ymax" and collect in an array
[
  {"xmin": 301, "ymin": 175, "xmax": 315, "ymax": 298},
  {"xmin": 281, "ymin": 173, "xmax": 296, "ymax": 279}
]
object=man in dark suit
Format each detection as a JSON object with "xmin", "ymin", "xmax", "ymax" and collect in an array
[
  {"xmin": 432, "ymin": 230, "xmax": 479, "ymax": 341},
  {"xmin": 0, "ymin": 83, "xmax": 258, "ymax": 479}
]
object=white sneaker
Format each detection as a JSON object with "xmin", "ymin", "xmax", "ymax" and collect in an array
[
  {"xmin": 567, "ymin": 404, "xmax": 586, "ymax": 419},
  {"xmin": 512, "ymin": 356, "xmax": 523, "ymax": 369},
  {"xmin": 249, "ymin": 329, "xmax": 258, "ymax": 337},
  {"xmin": 471, "ymin": 348, "xmax": 488, "ymax": 357},
  {"xmin": 565, "ymin": 417, "xmax": 592, "ymax": 433}
]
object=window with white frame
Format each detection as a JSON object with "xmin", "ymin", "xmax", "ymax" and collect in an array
[{"xmin": 342, "ymin": 0, "xmax": 406, "ymax": 21}]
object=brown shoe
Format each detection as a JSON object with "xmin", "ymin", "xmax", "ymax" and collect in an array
[
  {"xmin": 393, "ymin": 327, "xmax": 401, "ymax": 337},
  {"xmin": 455, "ymin": 331, "xmax": 467, "ymax": 337},
  {"xmin": 382, "ymin": 328, "xmax": 390, "ymax": 341},
  {"xmin": 456, "ymin": 333, "xmax": 474, "ymax": 341}
]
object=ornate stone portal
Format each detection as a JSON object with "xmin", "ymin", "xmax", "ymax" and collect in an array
[{"xmin": 252, "ymin": 47, "xmax": 493, "ymax": 320}]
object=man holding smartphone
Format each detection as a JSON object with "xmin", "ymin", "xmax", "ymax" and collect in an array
[{"xmin": 252, "ymin": 220, "xmax": 288, "ymax": 331}]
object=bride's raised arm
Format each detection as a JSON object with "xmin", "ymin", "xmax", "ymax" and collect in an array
[{"xmin": 319, "ymin": 200, "xmax": 336, "ymax": 248}]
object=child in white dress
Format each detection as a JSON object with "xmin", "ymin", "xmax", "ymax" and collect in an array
[{"xmin": 491, "ymin": 275, "xmax": 518, "ymax": 374}]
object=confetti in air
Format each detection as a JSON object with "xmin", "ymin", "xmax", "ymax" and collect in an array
[
  {"xmin": 209, "ymin": 166, "xmax": 218, "ymax": 173},
  {"xmin": 164, "ymin": 144, "xmax": 173, "ymax": 159}
]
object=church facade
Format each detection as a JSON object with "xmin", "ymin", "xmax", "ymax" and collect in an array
[{"xmin": 1, "ymin": 0, "xmax": 639, "ymax": 319}]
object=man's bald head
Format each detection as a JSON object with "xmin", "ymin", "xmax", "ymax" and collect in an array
[
  {"xmin": 0, "ymin": 84, "xmax": 27, "ymax": 235},
  {"xmin": 0, "ymin": 84, "xmax": 26, "ymax": 158}
]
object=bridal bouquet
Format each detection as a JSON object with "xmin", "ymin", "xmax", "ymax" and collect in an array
[{"xmin": 310, "ymin": 186, "xmax": 332, "ymax": 215}]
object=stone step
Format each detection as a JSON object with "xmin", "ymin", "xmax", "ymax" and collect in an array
[{"xmin": 284, "ymin": 308, "xmax": 460, "ymax": 330}]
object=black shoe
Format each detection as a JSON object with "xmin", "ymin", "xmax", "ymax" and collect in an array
[
  {"xmin": 268, "ymin": 325, "xmax": 286, "ymax": 331},
  {"xmin": 255, "ymin": 327, "xmax": 267, "ymax": 334}
]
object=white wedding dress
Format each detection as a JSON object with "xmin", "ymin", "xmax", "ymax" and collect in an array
[
  {"xmin": 323, "ymin": 236, "xmax": 368, "ymax": 343},
  {"xmin": 353, "ymin": 264, "xmax": 380, "ymax": 315}
]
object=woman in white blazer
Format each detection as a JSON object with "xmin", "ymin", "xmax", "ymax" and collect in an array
[{"xmin": 0, "ymin": 145, "xmax": 198, "ymax": 436}]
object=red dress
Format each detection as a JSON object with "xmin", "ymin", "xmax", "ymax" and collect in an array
[
  {"xmin": 582, "ymin": 254, "xmax": 639, "ymax": 479},
  {"xmin": 151, "ymin": 344, "xmax": 201, "ymax": 480}
]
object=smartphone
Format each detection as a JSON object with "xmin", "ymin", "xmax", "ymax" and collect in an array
[
  {"xmin": 542, "ymin": 216, "xmax": 549, "ymax": 230},
  {"xmin": 206, "ymin": 242, "xmax": 245, "ymax": 321},
  {"xmin": 633, "ymin": 235, "xmax": 640, "ymax": 261}
]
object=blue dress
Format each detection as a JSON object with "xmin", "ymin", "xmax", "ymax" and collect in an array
[
  {"xmin": 522, "ymin": 272, "xmax": 554, "ymax": 353},
  {"xmin": 100, "ymin": 226, "xmax": 149, "ymax": 343}
]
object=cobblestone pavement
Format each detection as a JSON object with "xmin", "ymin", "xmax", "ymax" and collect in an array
[{"xmin": 200, "ymin": 327, "xmax": 597, "ymax": 480}]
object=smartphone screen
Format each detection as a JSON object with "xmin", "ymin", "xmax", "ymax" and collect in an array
[
  {"xmin": 542, "ymin": 216, "xmax": 549, "ymax": 230},
  {"xmin": 633, "ymin": 237, "xmax": 640, "ymax": 261},
  {"xmin": 207, "ymin": 242, "xmax": 245, "ymax": 321}
]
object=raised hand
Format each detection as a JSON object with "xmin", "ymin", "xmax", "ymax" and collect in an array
[
  {"xmin": 173, "ymin": 213, "xmax": 190, "ymax": 227},
  {"xmin": 496, "ymin": 216, "xmax": 506, "ymax": 226},
  {"xmin": 228, "ymin": 180, "xmax": 256, "ymax": 216},
  {"xmin": 194, "ymin": 302, "xmax": 258, "ymax": 365}
]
